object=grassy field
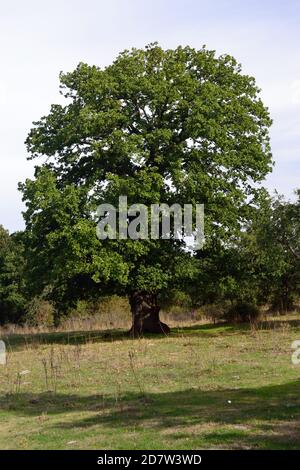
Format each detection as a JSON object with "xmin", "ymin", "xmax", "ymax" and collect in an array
[{"xmin": 0, "ymin": 316, "xmax": 300, "ymax": 449}]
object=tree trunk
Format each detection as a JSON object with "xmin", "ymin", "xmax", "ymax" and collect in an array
[{"xmin": 129, "ymin": 291, "xmax": 170, "ymax": 336}]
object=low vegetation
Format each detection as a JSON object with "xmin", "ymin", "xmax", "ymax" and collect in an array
[{"xmin": 0, "ymin": 314, "xmax": 300, "ymax": 450}]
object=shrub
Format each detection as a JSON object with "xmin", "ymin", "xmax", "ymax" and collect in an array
[
  {"xmin": 200, "ymin": 303, "xmax": 229, "ymax": 324},
  {"xmin": 24, "ymin": 297, "xmax": 55, "ymax": 327},
  {"xmin": 225, "ymin": 301, "xmax": 261, "ymax": 324}
]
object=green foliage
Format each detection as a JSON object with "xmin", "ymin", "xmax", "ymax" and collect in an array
[
  {"xmin": 193, "ymin": 188, "xmax": 300, "ymax": 313},
  {"xmin": 67, "ymin": 296, "xmax": 131, "ymax": 320},
  {"xmin": 225, "ymin": 301, "xmax": 260, "ymax": 323},
  {"xmin": 20, "ymin": 168, "xmax": 128, "ymax": 317},
  {"xmin": 241, "ymin": 192, "xmax": 300, "ymax": 312},
  {"xmin": 24, "ymin": 296, "xmax": 55, "ymax": 327},
  {"xmin": 0, "ymin": 226, "xmax": 26, "ymax": 324},
  {"xmin": 20, "ymin": 43, "xmax": 272, "ymax": 318}
]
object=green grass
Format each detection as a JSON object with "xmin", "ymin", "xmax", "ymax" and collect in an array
[{"xmin": 1, "ymin": 317, "xmax": 300, "ymax": 449}]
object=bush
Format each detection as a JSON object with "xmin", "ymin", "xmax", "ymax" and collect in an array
[
  {"xmin": 24, "ymin": 297, "xmax": 55, "ymax": 327},
  {"xmin": 70, "ymin": 296, "xmax": 130, "ymax": 319},
  {"xmin": 58, "ymin": 296, "xmax": 131, "ymax": 330},
  {"xmin": 199, "ymin": 303, "xmax": 229, "ymax": 324},
  {"xmin": 225, "ymin": 301, "xmax": 260, "ymax": 324},
  {"xmin": 160, "ymin": 290, "xmax": 192, "ymax": 311}
]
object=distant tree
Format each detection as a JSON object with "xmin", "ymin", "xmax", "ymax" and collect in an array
[
  {"xmin": 271, "ymin": 191, "xmax": 300, "ymax": 262},
  {"xmin": 0, "ymin": 226, "xmax": 26, "ymax": 324},
  {"xmin": 235, "ymin": 192, "xmax": 300, "ymax": 313},
  {"xmin": 258, "ymin": 193, "xmax": 300, "ymax": 312},
  {"xmin": 20, "ymin": 44, "xmax": 272, "ymax": 334},
  {"xmin": 192, "ymin": 222, "xmax": 265, "ymax": 310}
]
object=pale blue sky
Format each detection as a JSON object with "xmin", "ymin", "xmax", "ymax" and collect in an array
[{"xmin": 0, "ymin": 0, "xmax": 299, "ymax": 232}]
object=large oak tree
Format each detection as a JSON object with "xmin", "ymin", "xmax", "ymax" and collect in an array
[{"xmin": 21, "ymin": 44, "xmax": 272, "ymax": 334}]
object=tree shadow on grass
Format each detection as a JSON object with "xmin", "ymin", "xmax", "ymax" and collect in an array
[
  {"xmin": 2, "ymin": 328, "xmax": 129, "ymax": 352},
  {"xmin": 1, "ymin": 380, "xmax": 300, "ymax": 449},
  {"xmin": 1, "ymin": 324, "xmax": 234, "ymax": 352},
  {"xmin": 3, "ymin": 316, "xmax": 300, "ymax": 352}
]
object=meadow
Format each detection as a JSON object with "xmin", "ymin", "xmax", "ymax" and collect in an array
[{"xmin": 0, "ymin": 313, "xmax": 300, "ymax": 450}]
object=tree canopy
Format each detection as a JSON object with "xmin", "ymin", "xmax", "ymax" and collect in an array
[
  {"xmin": 0, "ymin": 226, "xmax": 26, "ymax": 324},
  {"xmin": 20, "ymin": 44, "xmax": 273, "ymax": 333}
]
